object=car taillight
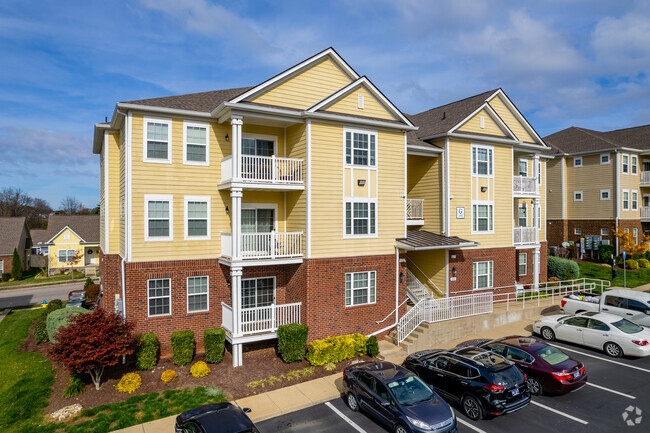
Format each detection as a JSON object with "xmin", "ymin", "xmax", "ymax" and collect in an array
[
  {"xmin": 551, "ymin": 372, "xmax": 572, "ymax": 381},
  {"xmin": 484, "ymin": 384, "xmax": 505, "ymax": 392},
  {"xmin": 561, "ymin": 300, "xmax": 567, "ymax": 308},
  {"xmin": 523, "ymin": 373, "xmax": 527, "ymax": 382},
  {"xmin": 633, "ymin": 340, "xmax": 648, "ymax": 346},
  {"xmin": 580, "ymin": 367, "xmax": 585, "ymax": 375}
]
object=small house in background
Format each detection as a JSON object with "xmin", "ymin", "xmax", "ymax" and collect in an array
[
  {"xmin": 43, "ymin": 215, "xmax": 100, "ymax": 275},
  {"xmin": 30, "ymin": 229, "xmax": 49, "ymax": 256},
  {"xmin": 0, "ymin": 217, "xmax": 30, "ymax": 278}
]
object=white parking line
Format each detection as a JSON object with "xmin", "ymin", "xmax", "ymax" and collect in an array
[
  {"xmin": 325, "ymin": 401, "xmax": 367, "ymax": 433},
  {"xmin": 548, "ymin": 343, "xmax": 650, "ymax": 373},
  {"xmin": 586, "ymin": 382, "xmax": 636, "ymax": 399},
  {"xmin": 530, "ymin": 400, "xmax": 589, "ymax": 424},
  {"xmin": 457, "ymin": 418, "xmax": 488, "ymax": 433}
]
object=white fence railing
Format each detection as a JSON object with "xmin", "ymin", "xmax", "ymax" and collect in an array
[
  {"xmin": 406, "ymin": 269, "xmax": 434, "ymax": 302},
  {"xmin": 641, "ymin": 171, "xmax": 650, "ymax": 185},
  {"xmin": 221, "ymin": 231, "xmax": 303, "ymax": 260},
  {"xmin": 642, "ymin": 207, "xmax": 650, "ymax": 220},
  {"xmin": 513, "ymin": 176, "xmax": 538, "ymax": 195},
  {"xmin": 514, "ymin": 226, "xmax": 538, "ymax": 245},
  {"xmin": 407, "ymin": 199, "xmax": 424, "ymax": 220},
  {"xmin": 222, "ymin": 302, "xmax": 301, "ymax": 336},
  {"xmin": 221, "ymin": 155, "xmax": 303, "ymax": 184}
]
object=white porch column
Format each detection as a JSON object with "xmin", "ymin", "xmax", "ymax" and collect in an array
[
  {"xmin": 231, "ymin": 188, "xmax": 243, "ymax": 261},
  {"xmin": 532, "ymin": 248, "xmax": 540, "ymax": 289},
  {"xmin": 230, "ymin": 265, "xmax": 243, "ymax": 367},
  {"xmin": 231, "ymin": 116, "xmax": 243, "ymax": 181},
  {"xmin": 533, "ymin": 154, "xmax": 540, "ymax": 194},
  {"xmin": 533, "ymin": 198, "xmax": 540, "ymax": 243}
]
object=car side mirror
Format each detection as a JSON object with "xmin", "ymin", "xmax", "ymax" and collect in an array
[
  {"xmin": 243, "ymin": 407, "xmax": 252, "ymax": 413},
  {"xmin": 380, "ymin": 400, "xmax": 391, "ymax": 407},
  {"xmin": 644, "ymin": 310, "xmax": 650, "ymax": 315},
  {"xmin": 174, "ymin": 427, "xmax": 183, "ymax": 433}
]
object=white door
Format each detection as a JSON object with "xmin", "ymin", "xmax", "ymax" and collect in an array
[
  {"xmin": 241, "ymin": 208, "xmax": 275, "ymax": 256},
  {"xmin": 582, "ymin": 319, "xmax": 611, "ymax": 349},
  {"xmin": 555, "ymin": 317, "xmax": 587, "ymax": 344}
]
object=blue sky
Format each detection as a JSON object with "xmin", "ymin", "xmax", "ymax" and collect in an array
[{"xmin": 1, "ymin": 0, "xmax": 649, "ymax": 209}]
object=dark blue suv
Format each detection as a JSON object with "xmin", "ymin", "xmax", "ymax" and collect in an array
[{"xmin": 343, "ymin": 361, "xmax": 457, "ymax": 433}]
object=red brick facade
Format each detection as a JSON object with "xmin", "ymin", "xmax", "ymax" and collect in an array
[
  {"xmin": 0, "ymin": 256, "xmax": 12, "ymax": 279},
  {"xmin": 547, "ymin": 219, "xmax": 642, "ymax": 252}
]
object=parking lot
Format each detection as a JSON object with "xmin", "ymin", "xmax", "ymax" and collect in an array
[{"xmin": 258, "ymin": 338, "xmax": 650, "ymax": 433}]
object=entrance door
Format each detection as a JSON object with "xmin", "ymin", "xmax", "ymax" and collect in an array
[
  {"xmin": 241, "ymin": 208, "xmax": 275, "ymax": 256},
  {"xmin": 240, "ymin": 277, "xmax": 276, "ymax": 332},
  {"xmin": 241, "ymin": 137, "xmax": 275, "ymax": 180}
]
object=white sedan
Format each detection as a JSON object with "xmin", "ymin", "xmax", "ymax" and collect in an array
[{"xmin": 533, "ymin": 311, "xmax": 650, "ymax": 358}]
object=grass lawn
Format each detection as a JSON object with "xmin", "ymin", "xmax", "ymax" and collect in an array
[
  {"xmin": 0, "ymin": 268, "xmax": 87, "ymax": 289},
  {"xmin": 0, "ymin": 309, "xmax": 227, "ymax": 433},
  {"xmin": 578, "ymin": 261, "xmax": 650, "ymax": 289}
]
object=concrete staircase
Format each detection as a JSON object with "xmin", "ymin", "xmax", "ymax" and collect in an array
[{"xmin": 377, "ymin": 339, "xmax": 408, "ymax": 364}]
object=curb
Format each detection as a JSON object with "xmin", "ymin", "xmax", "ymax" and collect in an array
[{"xmin": 0, "ymin": 278, "xmax": 96, "ymax": 291}]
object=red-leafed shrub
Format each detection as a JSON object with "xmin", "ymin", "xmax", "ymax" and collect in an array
[{"xmin": 49, "ymin": 308, "xmax": 135, "ymax": 390}]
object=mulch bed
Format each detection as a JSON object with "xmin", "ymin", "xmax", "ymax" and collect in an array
[{"xmin": 20, "ymin": 320, "xmax": 371, "ymax": 415}]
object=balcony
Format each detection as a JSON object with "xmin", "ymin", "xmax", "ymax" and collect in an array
[
  {"xmin": 641, "ymin": 172, "xmax": 650, "ymax": 187},
  {"xmin": 220, "ymin": 231, "xmax": 304, "ymax": 264},
  {"xmin": 220, "ymin": 155, "xmax": 304, "ymax": 190},
  {"xmin": 407, "ymin": 198, "xmax": 424, "ymax": 225},
  {"xmin": 222, "ymin": 302, "xmax": 302, "ymax": 340},
  {"xmin": 513, "ymin": 176, "xmax": 538, "ymax": 196},
  {"xmin": 642, "ymin": 207, "xmax": 650, "ymax": 222},
  {"xmin": 514, "ymin": 226, "xmax": 538, "ymax": 245}
]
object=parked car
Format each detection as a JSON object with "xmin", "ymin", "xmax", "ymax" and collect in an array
[
  {"xmin": 343, "ymin": 361, "xmax": 457, "ymax": 433},
  {"xmin": 533, "ymin": 311, "xmax": 650, "ymax": 357},
  {"xmin": 561, "ymin": 289, "xmax": 650, "ymax": 326},
  {"xmin": 456, "ymin": 336, "xmax": 587, "ymax": 395},
  {"xmin": 403, "ymin": 347, "xmax": 530, "ymax": 421},
  {"xmin": 175, "ymin": 403, "xmax": 259, "ymax": 433}
]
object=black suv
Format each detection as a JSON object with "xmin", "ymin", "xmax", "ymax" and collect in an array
[{"xmin": 403, "ymin": 347, "xmax": 530, "ymax": 420}]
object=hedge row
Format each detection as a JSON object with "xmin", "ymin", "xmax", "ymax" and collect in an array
[{"xmin": 547, "ymin": 256, "xmax": 579, "ymax": 280}]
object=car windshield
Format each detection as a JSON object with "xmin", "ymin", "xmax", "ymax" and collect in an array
[
  {"xmin": 491, "ymin": 366, "xmax": 523, "ymax": 388},
  {"xmin": 387, "ymin": 375, "xmax": 434, "ymax": 406},
  {"xmin": 611, "ymin": 319, "xmax": 644, "ymax": 334},
  {"xmin": 534, "ymin": 346, "xmax": 570, "ymax": 366}
]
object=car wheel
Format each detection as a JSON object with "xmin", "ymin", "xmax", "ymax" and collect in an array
[
  {"xmin": 527, "ymin": 376, "xmax": 543, "ymax": 396},
  {"xmin": 604, "ymin": 342, "xmax": 623, "ymax": 358},
  {"xmin": 395, "ymin": 424, "xmax": 409, "ymax": 433},
  {"xmin": 462, "ymin": 395, "xmax": 484, "ymax": 421},
  {"xmin": 347, "ymin": 392, "xmax": 359, "ymax": 412},
  {"xmin": 541, "ymin": 327, "xmax": 555, "ymax": 341}
]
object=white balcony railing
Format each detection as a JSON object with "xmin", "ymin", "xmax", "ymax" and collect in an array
[
  {"xmin": 221, "ymin": 155, "xmax": 303, "ymax": 184},
  {"xmin": 513, "ymin": 176, "xmax": 538, "ymax": 195},
  {"xmin": 221, "ymin": 231, "xmax": 303, "ymax": 260},
  {"xmin": 406, "ymin": 199, "xmax": 424, "ymax": 220},
  {"xmin": 514, "ymin": 226, "xmax": 538, "ymax": 245},
  {"xmin": 222, "ymin": 302, "xmax": 302, "ymax": 336},
  {"xmin": 642, "ymin": 207, "xmax": 650, "ymax": 220},
  {"xmin": 642, "ymin": 171, "xmax": 650, "ymax": 185}
]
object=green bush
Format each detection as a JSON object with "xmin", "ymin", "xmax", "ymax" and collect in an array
[
  {"xmin": 11, "ymin": 248, "xmax": 22, "ymax": 280},
  {"xmin": 34, "ymin": 312, "xmax": 49, "ymax": 343},
  {"xmin": 1, "ymin": 272, "xmax": 10, "ymax": 281},
  {"xmin": 45, "ymin": 299, "xmax": 65, "ymax": 314},
  {"xmin": 366, "ymin": 335, "xmax": 379, "ymax": 358},
  {"xmin": 598, "ymin": 244, "xmax": 614, "ymax": 263},
  {"xmin": 171, "ymin": 330, "xmax": 195, "ymax": 366},
  {"xmin": 135, "ymin": 333, "xmax": 159, "ymax": 370},
  {"xmin": 547, "ymin": 256, "xmax": 579, "ymax": 280},
  {"xmin": 46, "ymin": 307, "xmax": 90, "ymax": 344},
  {"xmin": 63, "ymin": 373, "xmax": 85, "ymax": 398},
  {"xmin": 305, "ymin": 334, "xmax": 367, "ymax": 366},
  {"xmin": 277, "ymin": 323, "xmax": 309, "ymax": 363},
  {"xmin": 639, "ymin": 259, "xmax": 650, "ymax": 268},
  {"xmin": 204, "ymin": 328, "xmax": 226, "ymax": 364},
  {"xmin": 626, "ymin": 259, "xmax": 639, "ymax": 270},
  {"xmin": 83, "ymin": 277, "xmax": 94, "ymax": 290}
]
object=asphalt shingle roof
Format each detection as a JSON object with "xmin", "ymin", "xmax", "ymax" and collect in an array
[
  {"xmin": 30, "ymin": 229, "xmax": 49, "ymax": 246},
  {"xmin": 123, "ymin": 87, "xmax": 254, "ymax": 113},
  {"xmin": 45, "ymin": 215, "xmax": 100, "ymax": 244},
  {"xmin": 0, "ymin": 217, "xmax": 27, "ymax": 255},
  {"xmin": 543, "ymin": 124, "xmax": 650, "ymax": 155}
]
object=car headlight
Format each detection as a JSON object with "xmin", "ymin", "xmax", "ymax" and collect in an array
[{"xmin": 407, "ymin": 416, "xmax": 432, "ymax": 430}]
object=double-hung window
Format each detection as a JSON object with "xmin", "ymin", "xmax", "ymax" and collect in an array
[
  {"xmin": 623, "ymin": 190, "xmax": 630, "ymax": 211},
  {"xmin": 187, "ymin": 276, "xmax": 208, "ymax": 313},
  {"xmin": 472, "ymin": 204, "xmax": 493, "ymax": 232},
  {"xmin": 518, "ymin": 253, "xmax": 527, "ymax": 276},
  {"xmin": 148, "ymin": 278, "xmax": 171, "ymax": 316},
  {"xmin": 345, "ymin": 130, "xmax": 376, "ymax": 167},
  {"xmin": 345, "ymin": 200, "xmax": 376, "ymax": 236},
  {"xmin": 183, "ymin": 121, "xmax": 209, "ymax": 165},
  {"xmin": 518, "ymin": 159, "xmax": 528, "ymax": 177},
  {"xmin": 144, "ymin": 118, "xmax": 172, "ymax": 163},
  {"xmin": 145, "ymin": 195, "xmax": 173, "ymax": 241},
  {"xmin": 518, "ymin": 204, "xmax": 527, "ymax": 227},
  {"xmin": 632, "ymin": 191, "xmax": 638, "ymax": 211},
  {"xmin": 345, "ymin": 271, "xmax": 376, "ymax": 306},
  {"xmin": 622, "ymin": 155, "xmax": 629, "ymax": 174},
  {"xmin": 537, "ymin": 161, "xmax": 542, "ymax": 186},
  {"xmin": 472, "ymin": 146, "xmax": 493, "ymax": 175},
  {"xmin": 473, "ymin": 261, "xmax": 493, "ymax": 290},
  {"xmin": 632, "ymin": 156, "xmax": 638, "ymax": 175},
  {"xmin": 184, "ymin": 196, "xmax": 210, "ymax": 240},
  {"xmin": 0, "ymin": 260, "xmax": 3, "ymax": 274},
  {"xmin": 58, "ymin": 249, "xmax": 76, "ymax": 263}
]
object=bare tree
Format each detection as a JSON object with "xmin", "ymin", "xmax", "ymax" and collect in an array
[
  {"xmin": 0, "ymin": 187, "xmax": 52, "ymax": 228},
  {"xmin": 60, "ymin": 196, "xmax": 83, "ymax": 215}
]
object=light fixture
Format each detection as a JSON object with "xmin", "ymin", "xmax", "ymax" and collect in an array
[
  {"xmin": 225, "ymin": 206, "xmax": 229, "ymax": 215},
  {"xmin": 225, "ymin": 133, "xmax": 229, "ymax": 141},
  {"xmin": 358, "ymin": 179, "xmax": 366, "ymax": 186},
  {"xmin": 452, "ymin": 267, "xmax": 457, "ymax": 277},
  {"xmin": 399, "ymin": 272, "xmax": 404, "ymax": 283},
  {"xmin": 481, "ymin": 186, "xmax": 488, "ymax": 192}
]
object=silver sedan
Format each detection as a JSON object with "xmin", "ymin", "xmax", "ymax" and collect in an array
[{"xmin": 532, "ymin": 311, "xmax": 650, "ymax": 357}]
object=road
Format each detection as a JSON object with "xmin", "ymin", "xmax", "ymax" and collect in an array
[
  {"xmin": 0, "ymin": 282, "xmax": 84, "ymax": 308},
  {"xmin": 258, "ymin": 338, "xmax": 650, "ymax": 433}
]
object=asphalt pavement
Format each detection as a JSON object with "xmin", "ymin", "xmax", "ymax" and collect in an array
[{"xmin": 0, "ymin": 281, "xmax": 84, "ymax": 308}]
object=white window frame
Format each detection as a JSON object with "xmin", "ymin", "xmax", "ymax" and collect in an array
[
  {"xmin": 632, "ymin": 155, "xmax": 638, "ymax": 175},
  {"xmin": 517, "ymin": 203, "xmax": 527, "ymax": 227},
  {"xmin": 623, "ymin": 189, "xmax": 629, "ymax": 211},
  {"xmin": 345, "ymin": 271, "xmax": 376, "ymax": 307},
  {"xmin": 143, "ymin": 117, "xmax": 172, "ymax": 164},
  {"xmin": 573, "ymin": 191, "xmax": 583, "ymax": 202},
  {"xmin": 573, "ymin": 157, "xmax": 582, "ymax": 167},
  {"xmin": 633, "ymin": 228, "xmax": 639, "ymax": 244},
  {"xmin": 57, "ymin": 249, "xmax": 76, "ymax": 263},
  {"xmin": 357, "ymin": 93, "xmax": 364, "ymax": 109},
  {"xmin": 574, "ymin": 227, "xmax": 582, "ymax": 235},
  {"xmin": 344, "ymin": 198, "xmax": 377, "ymax": 238},
  {"xmin": 344, "ymin": 127, "xmax": 377, "ymax": 168},
  {"xmin": 473, "ymin": 261, "xmax": 493, "ymax": 290},
  {"xmin": 63, "ymin": 233, "xmax": 70, "ymax": 241},
  {"xmin": 183, "ymin": 120, "xmax": 210, "ymax": 166},
  {"xmin": 601, "ymin": 228, "xmax": 609, "ymax": 236},
  {"xmin": 472, "ymin": 202, "xmax": 494, "ymax": 234},
  {"xmin": 147, "ymin": 278, "xmax": 171, "ymax": 317},
  {"xmin": 518, "ymin": 253, "xmax": 527, "ymax": 276},
  {"xmin": 632, "ymin": 190, "xmax": 639, "ymax": 211},
  {"xmin": 471, "ymin": 144, "xmax": 493, "ymax": 177},
  {"xmin": 184, "ymin": 196, "xmax": 211, "ymax": 240},
  {"xmin": 600, "ymin": 189, "xmax": 610, "ymax": 200},
  {"xmin": 187, "ymin": 276, "xmax": 209, "ymax": 313},
  {"xmin": 537, "ymin": 161, "xmax": 542, "ymax": 186},
  {"xmin": 145, "ymin": 194, "xmax": 173, "ymax": 241},
  {"xmin": 622, "ymin": 154, "xmax": 629, "ymax": 174},
  {"xmin": 518, "ymin": 159, "xmax": 528, "ymax": 177},
  {"xmin": 241, "ymin": 276, "xmax": 276, "ymax": 309},
  {"xmin": 241, "ymin": 133, "xmax": 278, "ymax": 156},
  {"xmin": 600, "ymin": 153, "xmax": 610, "ymax": 165},
  {"xmin": 0, "ymin": 260, "xmax": 3, "ymax": 274}
]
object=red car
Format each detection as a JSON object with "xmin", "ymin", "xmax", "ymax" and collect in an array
[{"xmin": 456, "ymin": 336, "xmax": 587, "ymax": 395}]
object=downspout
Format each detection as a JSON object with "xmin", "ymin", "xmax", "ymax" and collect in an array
[
  {"xmin": 445, "ymin": 137, "xmax": 451, "ymax": 235},
  {"xmin": 367, "ymin": 246, "xmax": 402, "ymax": 337},
  {"xmin": 616, "ymin": 152, "xmax": 621, "ymax": 256},
  {"xmin": 121, "ymin": 257, "xmax": 126, "ymax": 319}
]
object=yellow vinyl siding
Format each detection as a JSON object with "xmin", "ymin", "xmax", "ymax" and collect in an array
[
  {"xmin": 310, "ymin": 123, "xmax": 404, "ymax": 258},
  {"xmin": 346, "ymin": 167, "xmax": 377, "ymax": 199},
  {"xmin": 408, "ymin": 250, "xmax": 446, "ymax": 298},
  {"xmin": 326, "ymin": 86, "xmax": 397, "ymax": 121},
  {"xmin": 119, "ymin": 122, "xmax": 126, "ymax": 256},
  {"xmin": 407, "ymin": 155, "xmax": 442, "ymax": 233},
  {"xmin": 488, "ymin": 95, "xmax": 536, "ymax": 143},
  {"xmin": 545, "ymin": 158, "xmax": 562, "ymax": 219},
  {"xmin": 285, "ymin": 124, "xmax": 307, "ymax": 253},
  {"xmin": 48, "ymin": 229, "xmax": 85, "ymax": 271},
  {"xmin": 251, "ymin": 58, "xmax": 353, "ymax": 110},
  {"xmin": 107, "ymin": 132, "xmax": 121, "ymax": 254},
  {"xmin": 566, "ymin": 153, "xmax": 615, "ymax": 220},
  {"xmin": 456, "ymin": 109, "xmax": 507, "ymax": 137},
  {"xmin": 620, "ymin": 153, "xmax": 641, "ymax": 220},
  {"xmin": 540, "ymin": 160, "xmax": 546, "ymax": 241},
  {"xmin": 100, "ymin": 142, "xmax": 105, "ymax": 250}
]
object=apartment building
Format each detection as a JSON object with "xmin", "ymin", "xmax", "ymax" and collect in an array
[{"xmin": 544, "ymin": 125, "xmax": 650, "ymax": 252}]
